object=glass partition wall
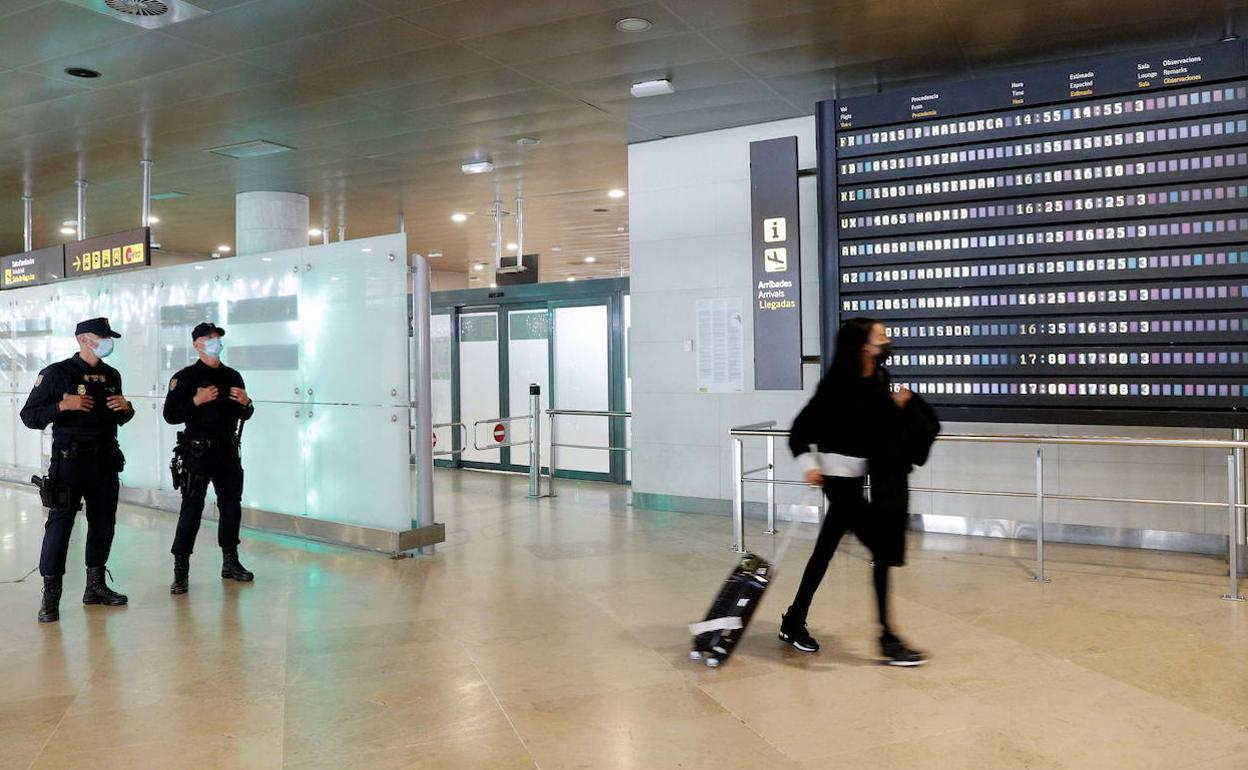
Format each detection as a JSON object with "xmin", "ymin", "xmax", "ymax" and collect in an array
[{"xmin": 432, "ymin": 278, "xmax": 630, "ymax": 484}]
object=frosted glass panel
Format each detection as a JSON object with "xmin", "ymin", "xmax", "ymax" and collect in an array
[
  {"xmin": 301, "ymin": 237, "xmax": 408, "ymax": 406},
  {"xmin": 304, "ymin": 404, "xmax": 411, "ymax": 530},
  {"xmin": 459, "ymin": 312, "xmax": 500, "ymax": 464},
  {"xmin": 1, "ymin": 234, "xmax": 414, "ymax": 536},
  {"xmin": 119, "ymin": 396, "xmax": 164, "ymax": 490},
  {"xmin": 431, "ymin": 314, "xmax": 454, "ymax": 453},
  {"xmin": 507, "ymin": 310, "xmax": 549, "ymax": 469},
  {"xmin": 0, "ymin": 394, "xmax": 17, "ymax": 466},
  {"xmin": 553, "ymin": 305, "xmax": 609, "ymax": 474}
]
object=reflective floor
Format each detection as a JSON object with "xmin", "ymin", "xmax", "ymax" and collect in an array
[{"xmin": 1, "ymin": 470, "xmax": 1247, "ymax": 769}]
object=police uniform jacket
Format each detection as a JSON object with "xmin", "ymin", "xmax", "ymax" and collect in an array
[
  {"xmin": 20, "ymin": 354, "xmax": 133, "ymax": 446},
  {"xmin": 163, "ymin": 360, "xmax": 254, "ymax": 441}
]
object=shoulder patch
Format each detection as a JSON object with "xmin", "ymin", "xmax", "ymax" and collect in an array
[
  {"xmin": 34, "ymin": 374, "xmax": 43, "ymax": 387},
  {"xmin": 168, "ymin": 379, "xmax": 178, "ymax": 392}
]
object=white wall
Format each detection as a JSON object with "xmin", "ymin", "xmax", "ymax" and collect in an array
[{"xmin": 629, "ymin": 117, "xmax": 1236, "ymax": 542}]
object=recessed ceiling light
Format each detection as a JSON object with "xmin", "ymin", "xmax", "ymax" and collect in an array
[
  {"xmin": 308, "ymin": 228, "xmax": 322, "ymax": 237},
  {"xmin": 490, "ymin": 283, "xmax": 497, "ymax": 288},
  {"xmin": 428, "ymin": 251, "xmax": 443, "ymax": 258},
  {"xmin": 506, "ymin": 242, "xmax": 517, "ymax": 251},
  {"xmin": 566, "ymin": 276, "xmax": 577, "ymax": 282},
  {"xmin": 460, "ymin": 157, "xmax": 494, "ymax": 175},
  {"xmin": 60, "ymin": 226, "xmax": 76, "ymax": 235},
  {"xmin": 616, "ymin": 226, "xmax": 625, "ymax": 232},
  {"xmin": 584, "ymin": 256, "xmax": 596, "ymax": 263},
  {"xmin": 608, "ymin": 188, "xmax": 625, "ymax": 199},
  {"xmin": 515, "ymin": 137, "xmax": 541, "ymax": 146},
  {"xmin": 551, "ymin": 246, "xmax": 562, "ymax": 252},
  {"xmin": 473, "ymin": 263, "xmax": 485, "ymax": 272},
  {"xmin": 147, "ymin": 215, "xmax": 160, "ymax": 224},
  {"xmin": 216, "ymin": 244, "xmax": 231, "ymax": 252},
  {"xmin": 64, "ymin": 67, "xmax": 101, "ymax": 79},
  {"xmin": 451, "ymin": 212, "xmax": 468, "ymax": 223},
  {"xmin": 62, "ymin": 219, "xmax": 77, "ymax": 228},
  {"xmin": 615, "ymin": 17, "xmax": 653, "ymax": 31}
]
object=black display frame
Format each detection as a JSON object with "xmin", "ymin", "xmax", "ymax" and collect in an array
[{"xmin": 817, "ymin": 41, "xmax": 1248, "ymax": 427}]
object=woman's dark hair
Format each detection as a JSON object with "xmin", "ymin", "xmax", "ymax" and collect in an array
[{"xmin": 828, "ymin": 316, "xmax": 880, "ymax": 382}]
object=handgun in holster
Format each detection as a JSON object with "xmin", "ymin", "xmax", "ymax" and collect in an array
[
  {"xmin": 31, "ymin": 475, "xmax": 80, "ymax": 512},
  {"xmin": 170, "ymin": 432, "xmax": 188, "ymax": 492}
]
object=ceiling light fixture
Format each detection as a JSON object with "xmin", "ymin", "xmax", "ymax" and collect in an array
[
  {"xmin": 551, "ymin": 246, "xmax": 562, "ymax": 252},
  {"xmin": 206, "ymin": 139, "xmax": 294, "ymax": 159},
  {"xmin": 515, "ymin": 137, "xmax": 541, "ymax": 146},
  {"xmin": 60, "ymin": 226, "xmax": 76, "ymax": 235},
  {"xmin": 615, "ymin": 17, "xmax": 653, "ymax": 31},
  {"xmin": 584, "ymin": 256, "xmax": 596, "ymax": 263},
  {"xmin": 506, "ymin": 242, "xmax": 518, "ymax": 251},
  {"xmin": 608, "ymin": 188, "xmax": 625, "ymax": 199},
  {"xmin": 428, "ymin": 251, "xmax": 443, "ymax": 258},
  {"xmin": 62, "ymin": 219, "xmax": 77, "ymax": 228},
  {"xmin": 566, "ymin": 277, "xmax": 577, "ymax": 282},
  {"xmin": 308, "ymin": 228, "xmax": 322, "ymax": 237},
  {"xmin": 473, "ymin": 263, "xmax": 485, "ymax": 272},
  {"xmin": 631, "ymin": 78, "xmax": 674, "ymax": 98},
  {"xmin": 451, "ymin": 212, "xmax": 468, "ymax": 223},
  {"xmin": 64, "ymin": 67, "xmax": 101, "ymax": 79},
  {"xmin": 147, "ymin": 215, "xmax": 160, "ymax": 224},
  {"xmin": 460, "ymin": 157, "xmax": 494, "ymax": 175},
  {"xmin": 216, "ymin": 244, "xmax": 231, "ymax": 252}
]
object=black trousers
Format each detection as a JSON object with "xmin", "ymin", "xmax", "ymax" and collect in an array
[
  {"xmin": 171, "ymin": 449, "xmax": 244, "ymax": 557},
  {"xmin": 39, "ymin": 456, "xmax": 120, "ymax": 577},
  {"xmin": 787, "ymin": 475, "xmax": 894, "ymax": 636}
]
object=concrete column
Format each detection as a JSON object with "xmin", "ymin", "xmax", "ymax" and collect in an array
[{"xmin": 235, "ymin": 191, "xmax": 309, "ymax": 256}]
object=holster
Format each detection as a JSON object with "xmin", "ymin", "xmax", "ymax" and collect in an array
[
  {"xmin": 171, "ymin": 432, "xmax": 189, "ymax": 492},
  {"xmin": 31, "ymin": 474, "xmax": 80, "ymax": 513}
]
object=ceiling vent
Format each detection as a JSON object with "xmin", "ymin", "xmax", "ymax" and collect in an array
[
  {"xmin": 65, "ymin": 0, "xmax": 209, "ymax": 29},
  {"xmin": 206, "ymin": 140, "xmax": 295, "ymax": 159}
]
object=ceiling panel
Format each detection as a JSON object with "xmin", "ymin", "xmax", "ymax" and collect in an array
[
  {"xmin": 557, "ymin": 59, "xmax": 752, "ymax": 104},
  {"xmin": 21, "ymin": 31, "xmax": 220, "ymax": 89},
  {"xmin": 630, "ymin": 97, "xmax": 801, "ymax": 136},
  {"xmin": 514, "ymin": 33, "xmax": 725, "ymax": 84},
  {"xmin": 458, "ymin": 1, "xmax": 686, "ymax": 64},
  {"xmin": 160, "ymin": 0, "xmax": 387, "ymax": 54},
  {"xmin": 0, "ymin": 1, "xmax": 135, "ymax": 69},
  {"xmin": 353, "ymin": 67, "xmax": 539, "ymax": 112},
  {"xmin": 659, "ymin": 0, "xmax": 841, "ymax": 29},
  {"xmin": 302, "ymin": 43, "xmax": 498, "ymax": 96},
  {"xmin": 0, "ymin": 69, "xmax": 89, "ymax": 111},
  {"xmin": 232, "ymin": 17, "xmax": 442, "ymax": 76},
  {"xmin": 399, "ymin": 0, "xmax": 648, "ymax": 39}
]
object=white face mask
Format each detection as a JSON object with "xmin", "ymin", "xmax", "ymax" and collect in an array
[
  {"xmin": 201, "ymin": 338, "xmax": 224, "ymax": 358},
  {"xmin": 94, "ymin": 338, "xmax": 115, "ymax": 358}
]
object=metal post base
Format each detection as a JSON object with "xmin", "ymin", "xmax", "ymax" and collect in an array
[
  {"xmin": 1031, "ymin": 575, "xmax": 1051, "ymax": 584},
  {"xmin": 1221, "ymin": 593, "xmax": 1246, "ymax": 602}
]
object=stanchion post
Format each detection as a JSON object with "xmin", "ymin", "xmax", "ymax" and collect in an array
[
  {"xmin": 1033, "ymin": 447, "xmax": 1050, "ymax": 583},
  {"xmin": 547, "ymin": 413, "xmax": 558, "ymax": 498},
  {"xmin": 732, "ymin": 438, "xmax": 746, "ymax": 553},
  {"xmin": 1224, "ymin": 453, "xmax": 1245, "ymax": 601},
  {"xmin": 765, "ymin": 435, "xmax": 777, "ymax": 535},
  {"xmin": 527, "ymin": 384, "xmax": 541, "ymax": 499}
]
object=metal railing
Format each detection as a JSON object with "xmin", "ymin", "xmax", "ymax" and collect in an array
[
  {"xmin": 730, "ymin": 423, "xmax": 1248, "ymax": 600},
  {"xmin": 431, "ymin": 422, "xmax": 468, "ymax": 458},
  {"xmin": 545, "ymin": 409, "xmax": 632, "ymax": 497}
]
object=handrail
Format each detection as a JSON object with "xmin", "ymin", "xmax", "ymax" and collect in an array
[
  {"xmin": 545, "ymin": 409, "xmax": 632, "ymax": 497},
  {"xmin": 431, "ymin": 421, "xmax": 469, "ymax": 458},
  {"xmin": 729, "ymin": 426, "xmax": 1247, "ymax": 601},
  {"xmin": 471, "ymin": 415, "xmax": 533, "ymax": 451}
]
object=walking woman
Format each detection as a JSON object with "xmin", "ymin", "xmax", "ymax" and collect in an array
[{"xmin": 779, "ymin": 317, "xmax": 938, "ymax": 666}]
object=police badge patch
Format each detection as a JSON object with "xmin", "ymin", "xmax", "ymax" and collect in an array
[{"xmin": 77, "ymin": 385, "xmax": 87, "ymax": 396}]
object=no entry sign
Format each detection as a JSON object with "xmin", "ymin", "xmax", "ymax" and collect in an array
[{"xmin": 493, "ymin": 423, "xmax": 507, "ymax": 443}]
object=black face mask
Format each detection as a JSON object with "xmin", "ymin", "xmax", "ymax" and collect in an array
[{"xmin": 873, "ymin": 343, "xmax": 892, "ymax": 366}]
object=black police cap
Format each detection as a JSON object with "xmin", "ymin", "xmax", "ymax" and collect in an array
[
  {"xmin": 75, "ymin": 317, "xmax": 121, "ymax": 338},
  {"xmin": 191, "ymin": 322, "xmax": 226, "ymax": 341}
]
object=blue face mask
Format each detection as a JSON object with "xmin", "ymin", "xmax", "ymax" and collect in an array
[
  {"xmin": 201, "ymin": 338, "xmax": 224, "ymax": 358},
  {"xmin": 94, "ymin": 338, "xmax": 115, "ymax": 359}
]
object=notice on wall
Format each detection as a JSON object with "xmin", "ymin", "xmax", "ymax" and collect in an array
[
  {"xmin": 750, "ymin": 136, "xmax": 803, "ymax": 390},
  {"xmin": 696, "ymin": 297, "xmax": 744, "ymax": 394}
]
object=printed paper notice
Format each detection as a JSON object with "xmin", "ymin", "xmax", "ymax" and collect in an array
[{"xmin": 696, "ymin": 297, "xmax": 744, "ymax": 393}]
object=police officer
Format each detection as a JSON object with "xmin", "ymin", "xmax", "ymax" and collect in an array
[
  {"xmin": 164, "ymin": 322, "xmax": 255, "ymax": 593},
  {"xmin": 21, "ymin": 317, "xmax": 133, "ymax": 623}
]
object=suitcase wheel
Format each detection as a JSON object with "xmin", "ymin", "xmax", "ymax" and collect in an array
[{"xmin": 705, "ymin": 657, "xmax": 720, "ymax": 668}]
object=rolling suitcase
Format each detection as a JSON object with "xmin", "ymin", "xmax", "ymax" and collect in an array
[{"xmin": 688, "ymin": 553, "xmax": 772, "ymax": 667}]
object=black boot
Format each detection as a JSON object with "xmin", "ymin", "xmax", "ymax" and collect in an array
[
  {"xmin": 221, "ymin": 549, "xmax": 254, "ymax": 582},
  {"xmin": 170, "ymin": 555, "xmax": 190, "ymax": 595},
  {"xmin": 82, "ymin": 566, "xmax": 128, "ymax": 606},
  {"xmin": 38, "ymin": 576, "xmax": 62, "ymax": 623}
]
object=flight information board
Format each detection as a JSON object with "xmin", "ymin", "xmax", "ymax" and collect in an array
[{"xmin": 817, "ymin": 41, "xmax": 1248, "ymax": 426}]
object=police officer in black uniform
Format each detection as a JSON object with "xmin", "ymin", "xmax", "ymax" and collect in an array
[
  {"xmin": 164, "ymin": 322, "xmax": 255, "ymax": 593},
  {"xmin": 21, "ymin": 317, "xmax": 133, "ymax": 623}
]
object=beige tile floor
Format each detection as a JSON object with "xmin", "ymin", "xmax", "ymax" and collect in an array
[{"xmin": 1, "ymin": 469, "xmax": 1247, "ymax": 769}]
